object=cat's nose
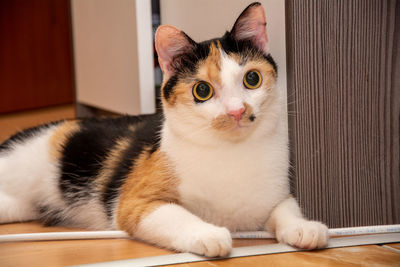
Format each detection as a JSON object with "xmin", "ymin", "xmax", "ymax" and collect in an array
[{"xmin": 228, "ymin": 107, "xmax": 246, "ymax": 121}]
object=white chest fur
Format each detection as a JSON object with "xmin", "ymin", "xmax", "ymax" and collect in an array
[{"xmin": 161, "ymin": 121, "xmax": 290, "ymax": 232}]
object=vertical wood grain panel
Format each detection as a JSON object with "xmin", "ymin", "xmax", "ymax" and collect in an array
[{"xmin": 286, "ymin": 0, "xmax": 399, "ymax": 227}]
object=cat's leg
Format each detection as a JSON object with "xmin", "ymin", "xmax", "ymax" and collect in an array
[
  {"xmin": 0, "ymin": 157, "xmax": 38, "ymax": 223},
  {"xmin": 265, "ymin": 196, "xmax": 328, "ymax": 249},
  {"xmin": 117, "ymin": 149, "xmax": 232, "ymax": 257},
  {"xmin": 119, "ymin": 203, "xmax": 232, "ymax": 257}
]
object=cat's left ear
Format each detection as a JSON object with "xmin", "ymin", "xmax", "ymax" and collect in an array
[
  {"xmin": 230, "ymin": 2, "xmax": 269, "ymax": 53},
  {"xmin": 155, "ymin": 25, "xmax": 196, "ymax": 77}
]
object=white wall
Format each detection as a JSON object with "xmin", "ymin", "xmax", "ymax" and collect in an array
[
  {"xmin": 71, "ymin": 0, "xmax": 155, "ymax": 115},
  {"xmin": 160, "ymin": 0, "xmax": 287, "ymax": 94}
]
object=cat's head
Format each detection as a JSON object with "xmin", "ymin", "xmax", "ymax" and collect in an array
[{"xmin": 155, "ymin": 2, "xmax": 279, "ymax": 143}]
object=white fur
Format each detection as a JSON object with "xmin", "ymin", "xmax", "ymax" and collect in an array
[
  {"xmin": 136, "ymin": 204, "xmax": 232, "ymax": 257},
  {"xmin": 161, "ymin": 102, "xmax": 290, "ymax": 232},
  {"xmin": 64, "ymin": 198, "xmax": 111, "ymax": 230},
  {"xmin": 0, "ymin": 126, "xmax": 61, "ymax": 223},
  {"xmin": 161, "ymin": 53, "xmax": 290, "ymax": 230},
  {"xmin": 266, "ymin": 197, "xmax": 329, "ymax": 249},
  {"xmin": 136, "ymin": 50, "xmax": 329, "ymax": 255}
]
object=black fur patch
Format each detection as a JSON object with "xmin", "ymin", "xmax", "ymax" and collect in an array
[
  {"xmin": 264, "ymin": 54, "xmax": 278, "ymax": 74},
  {"xmin": 219, "ymin": 33, "xmax": 278, "ymax": 73},
  {"xmin": 59, "ymin": 118, "xmax": 125, "ymax": 202},
  {"xmin": 102, "ymin": 113, "xmax": 163, "ymax": 217},
  {"xmin": 37, "ymin": 205, "xmax": 64, "ymax": 226},
  {"xmin": 162, "ymin": 75, "xmax": 179, "ymax": 101},
  {"xmin": 57, "ymin": 113, "xmax": 163, "ymax": 217}
]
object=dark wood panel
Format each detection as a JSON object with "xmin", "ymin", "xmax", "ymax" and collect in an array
[
  {"xmin": 286, "ymin": 0, "xmax": 400, "ymax": 227},
  {"xmin": 0, "ymin": 0, "xmax": 74, "ymax": 114}
]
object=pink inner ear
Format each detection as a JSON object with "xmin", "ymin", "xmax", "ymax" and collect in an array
[
  {"xmin": 155, "ymin": 25, "xmax": 193, "ymax": 77},
  {"xmin": 232, "ymin": 4, "xmax": 269, "ymax": 52}
]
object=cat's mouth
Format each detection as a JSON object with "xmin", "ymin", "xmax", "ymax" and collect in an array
[
  {"xmin": 211, "ymin": 112, "xmax": 256, "ymax": 132},
  {"xmin": 235, "ymin": 115, "xmax": 256, "ymax": 129}
]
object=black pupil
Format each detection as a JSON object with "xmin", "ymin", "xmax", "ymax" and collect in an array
[
  {"xmin": 246, "ymin": 71, "xmax": 260, "ymax": 86},
  {"xmin": 196, "ymin": 83, "xmax": 210, "ymax": 98}
]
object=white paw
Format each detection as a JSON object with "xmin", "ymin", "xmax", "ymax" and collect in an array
[
  {"xmin": 179, "ymin": 224, "xmax": 232, "ymax": 257},
  {"xmin": 276, "ymin": 220, "xmax": 329, "ymax": 249}
]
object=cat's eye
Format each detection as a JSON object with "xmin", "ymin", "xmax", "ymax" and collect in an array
[
  {"xmin": 192, "ymin": 81, "xmax": 213, "ymax": 102},
  {"xmin": 243, "ymin": 70, "xmax": 262, "ymax": 89}
]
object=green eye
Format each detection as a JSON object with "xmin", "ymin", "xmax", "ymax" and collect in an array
[
  {"xmin": 243, "ymin": 70, "xmax": 262, "ymax": 89},
  {"xmin": 193, "ymin": 81, "xmax": 213, "ymax": 102}
]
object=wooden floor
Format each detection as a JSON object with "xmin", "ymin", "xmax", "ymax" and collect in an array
[
  {"xmin": 0, "ymin": 105, "xmax": 400, "ymax": 266},
  {"xmin": 0, "ymin": 104, "xmax": 75, "ymax": 143},
  {"xmin": 0, "ymin": 222, "xmax": 399, "ymax": 267}
]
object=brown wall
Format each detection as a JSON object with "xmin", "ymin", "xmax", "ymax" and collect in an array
[
  {"xmin": 0, "ymin": 0, "xmax": 74, "ymax": 114},
  {"xmin": 286, "ymin": 0, "xmax": 400, "ymax": 227}
]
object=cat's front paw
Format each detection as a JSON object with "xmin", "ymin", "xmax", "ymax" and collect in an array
[
  {"xmin": 182, "ymin": 225, "xmax": 232, "ymax": 257},
  {"xmin": 276, "ymin": 220, "xmax": 328, "ymax": 249}
]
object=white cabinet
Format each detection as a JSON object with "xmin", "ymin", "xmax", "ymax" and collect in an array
[
  {"xmin": 71, "ymin": 0, "xmax": 286, "ymax": 116},
  {"xmin": 71, "ymin": 0, "xmax": 155, "ymax": 115}
]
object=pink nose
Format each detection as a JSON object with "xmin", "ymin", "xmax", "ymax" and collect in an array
[{"xmin": 228, "ymin": 107, "xmax": 245, "ymax": 121}]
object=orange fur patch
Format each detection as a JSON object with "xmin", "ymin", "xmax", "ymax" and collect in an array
[
  {"xmin": 164, "ymin": 81, "xmax": 194, "ymax": 107},
  {"xmin": 49, "ymin": 120, "xmax": 80, "ymax": 160},
  {"xmin": 245, "ymin": 59, "xmax": 277, "ymax": 92},
  {"xmin": 94, "ymin": 137, "xmax": 131, "ymax": 194},
  {"xmin": 228, "ymin": 52, "xmax": 277, "ymax": 91},
  {"xmin": 197, "ymin": 42, "xmax": 222, "ymax": 88},
  {"xmin": 117, "ymin": 149, "xmax": 179, "ymax": 235},
  {"xmin": 163, "ymin": 42, "xmax": 222, "ymax": 108},
  {"xmin": 211, "ymin": 114, "xmax": 236, "ymax": 131}
]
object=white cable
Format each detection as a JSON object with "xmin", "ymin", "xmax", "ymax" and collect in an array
[
  {"xmin": 328, "ymin": 224, "xmax": 400, "ymax": 236},
  {"xmin": 77, "ymin": 233, "xmax": 400, "ymax": 267},
  {"xmin": 0, "ymin": 224, "xmax": 399, "ymax": 243},
  {"xmin": 0, "ymin": 230, "xmax": 129, "ymax": 243},
  {"xmin": 231, "ymin": 224, "xmax": 400, "ymax": 238},
  {"xmin": 231, "ymin": 231, "xmax": 273, "ymax": 239}
]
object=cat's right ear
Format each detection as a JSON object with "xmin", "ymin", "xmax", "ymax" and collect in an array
[
  {"xmin": 230, "ymin": 2, "xmax": 269, "ymax": 53},
  {"xmin": 155, "ymin": 25, "xmax": 195, "ymax": 77}
]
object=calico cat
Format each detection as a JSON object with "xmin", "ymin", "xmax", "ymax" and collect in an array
[{"xmin": 0, "ymin": 2, "xmax": 328, "ymax": 257}]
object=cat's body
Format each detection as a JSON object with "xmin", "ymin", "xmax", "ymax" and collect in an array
[
  {"xmin": 0, "ymin": 3, "xmax": 328, "ymax": 257},
  {"xmin": 0, "ymin": 115, "xmax": 162, "ymax": 229}
]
